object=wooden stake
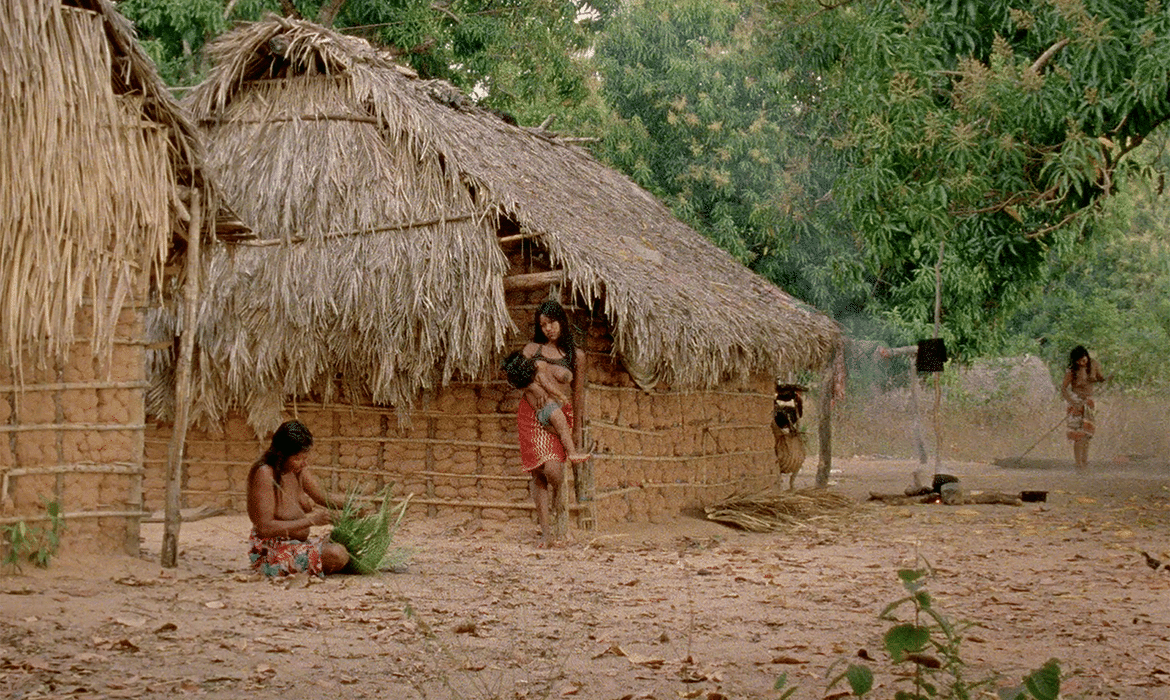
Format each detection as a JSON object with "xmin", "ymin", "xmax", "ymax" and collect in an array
[
  {"xmin": 162, "ymin": 189, "xmax": 202, "ymax": 568},
  {"xmin": 815, "ymin": 344, "xmax": 840, "ymax": 487},
  {"xmin": 933, "ymin": 237, "xmax": 945, "ymax": 473}
]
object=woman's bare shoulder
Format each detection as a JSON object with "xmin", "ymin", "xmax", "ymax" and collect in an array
[{"xmin": 521, "ymin": 341, "xmax": 540, "ymax": 357}]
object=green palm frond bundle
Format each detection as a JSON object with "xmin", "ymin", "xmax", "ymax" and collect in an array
[{"xmin": 330, "ymin": 486, "xmax": 412, "ymax": 575}]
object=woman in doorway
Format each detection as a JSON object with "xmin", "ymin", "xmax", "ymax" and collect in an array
[
  {"xmin": 518, "ymin": 300, "xmax": 585, "ymax": 546},
  {"xmin": 1061, "ymin": 345, "xmax": 1106, "ymax": 470}
]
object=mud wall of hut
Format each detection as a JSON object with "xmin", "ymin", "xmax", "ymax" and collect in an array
[
  {"xmin": 579, "ymin": 321, "xmax": 785, "ymax": 528},
  {"xmin": 1, "ymin": 303, "xmax": 149, "ymax": 556},
  {"xmin": 144, "ymin": 381, "xmax": 535, "ymax": 528}
]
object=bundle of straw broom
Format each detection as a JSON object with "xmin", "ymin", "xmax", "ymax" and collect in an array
[
  {"xmin": 704, "ymin": 489, "xmax": 854, "ymax": 532},
  {"xmin": 329, "ymin": 486, "xmax": 412, "ymax": 574}
]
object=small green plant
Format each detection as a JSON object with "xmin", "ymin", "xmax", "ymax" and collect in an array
[
  {"xmin": 1, "ymin": 500, "xmax": 65, "ymax": 572},
  {"xmin": 773, "ymin": 672, "xmax": 799, "ymax": 700},
  {"xmin": 827, "ymin": 563, "xmax": 1061, "ymax": 700},
  {"xmin": 329, "ymin": 486, "xmax": 411, "ymax": 574}
]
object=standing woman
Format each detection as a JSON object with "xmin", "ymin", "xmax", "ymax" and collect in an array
[
  {"xmin": 247, "ymin": 420, "xmax": 350, "ymax": 576},
  {"xmin": 519, "ymin": 300, "xmax": 584, "ymax": 546},
  {"xmin": 1061, "ymin": 346, "xmax": 1106, "ymax": 470}
]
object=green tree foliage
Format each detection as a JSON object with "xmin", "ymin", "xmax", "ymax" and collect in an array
[
  {"xmin": 593, "ymin": 0, "xmax": 854, "ymax": 309},
  {"xmin": 593, "ymin": 0, "xmax": 1170, "ymax": 354},
  {"xmin": 1004, "ymin": 130, "xmax": 1170, "ymax": 390},
  {"xmin": 118, "ymin": 0, "xmax": 618, "ymax": 128},
  {"xmin": 333, "ymin": 0, "xmax": 618, "ymax": 127},
  {"xmin": 117, "ymin": 0, "xmax": 241, "ymax": 84}
]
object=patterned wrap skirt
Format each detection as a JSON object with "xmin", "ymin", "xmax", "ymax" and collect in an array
[
  {"xmin": 1066, "ymin": 402, "xmax": 1096, "ymax": 442},
  {"xmin": 249, "ymin": 529, "xmax": 327, "ymax": 578},
  {"xmin": 518, "ymin": 399, "xmax": 573, "ymax": 472}
]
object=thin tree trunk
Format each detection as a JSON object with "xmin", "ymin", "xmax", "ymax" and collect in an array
[
  {"xmin": 161, "ymin": 191, "xmax": 203, "ymax": 568},
  {"xmin": 318, "ymin": 0, "xmax": 347, "ymax": 26},
  {"xmin": 815, "ymin": 345, "xmax": 839, "ymax": 487},
  {"xmin": 278, "ymin": 0, "xmax": 302, "ymax": 19}
]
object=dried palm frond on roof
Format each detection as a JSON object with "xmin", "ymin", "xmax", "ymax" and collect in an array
[
  {"xmin": 704, "ymin": 490, "xmax": 856, "ymax": 532},
  {"xmin": 0, "ymin": 0, "xmax": 207, "ymax": 374},
  {"xmin": 155, "ymin": 16, "xmax": 840, "ymax": 431}
]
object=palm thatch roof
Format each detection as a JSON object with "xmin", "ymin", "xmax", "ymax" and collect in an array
[
  {"xmin": 0, "ymin": 0, "xmax": 207, "ymax": 373},
  {"xmin": 162, "ymin": 16, "xmax": 840, "ymax": 431}
]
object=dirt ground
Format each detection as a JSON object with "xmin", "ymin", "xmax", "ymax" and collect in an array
[
  {"xmin": 3, "ymin": 384, "xmax": 1170, "ymax": 700},
  {"xmin": 3, "ymin": 445, "xmax": 1169, "ymax": 700}
]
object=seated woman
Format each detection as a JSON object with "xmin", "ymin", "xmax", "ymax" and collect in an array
[{"xmin": 246, "ymin": 420, "xmax": 349, "ymax": 577}]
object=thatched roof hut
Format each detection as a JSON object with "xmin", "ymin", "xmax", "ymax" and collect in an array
[
  {"xmin": 1, "ymin": 0, "xmax": 208, "ymax": 369},
  {"xmin": 163, "ymin": 16, "xmax": 839, "ymax": 432},
  {"xmin": 0, "ymin": 0, "xmax": 212, "ymax": 552}
]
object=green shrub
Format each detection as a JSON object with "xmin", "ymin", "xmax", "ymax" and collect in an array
[
  {"xmin": 1, "ymin": 500, "xmax": 65, "ymax": 572},
  {"xmin": 826, "ymin": 564, "xmax": 1061, "ymax": 700}
]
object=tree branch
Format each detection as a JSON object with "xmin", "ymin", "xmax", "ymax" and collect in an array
[
  {"xmin": 278, "ymin": 0, "xmax": 302, "ymax": 19},
  {"xmin": 318, "ymin": 0, "xmax": 347, "ymax": 27},
  {"xmin": 1024, "ymin": 209, "xmax": 1082, "ymax": 239},
  {"xmin": 1027, "ymin": 38, "xmax": 1070, "ymax": 75},
  {"xmin": 781, "ymin": 0, "xmax": 857, "ymax": 29},
  {"xmin": 431, "ymin": 3, "xmax": 462, "ymax": 24}
]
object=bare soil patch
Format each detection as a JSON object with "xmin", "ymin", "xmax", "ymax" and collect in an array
[{"xmin": 3, "ymin": 453, "xmax": 1169, "ymax": 700}]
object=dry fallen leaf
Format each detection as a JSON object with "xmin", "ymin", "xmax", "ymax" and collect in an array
[
  {"xmin": 114, "ymin": 615, "xmax": 146, "ymax": 627},
  {"xmin": 624, "ymin": 652, "xmax": 665, "ymax": 668},
  {"xmin": 593, "ymin": 644, "xmax": 627, "ymax": 659}
]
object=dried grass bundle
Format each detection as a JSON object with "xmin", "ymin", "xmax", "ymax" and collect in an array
[
  {"xmin": 329, "ymin": 487, "xmax": 411, "ymax": 574},
  {"xmin": 704, "ymin": 489, "xmax": 855, "ymax": 532}
]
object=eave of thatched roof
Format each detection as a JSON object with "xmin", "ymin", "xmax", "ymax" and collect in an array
[
  {"xmin": 165, "ymin": 16, "xmax": 839, "ymax": 431},
  {"xmin": 0, "ymin": 0, "xmax": 210, "ymax": 371}
]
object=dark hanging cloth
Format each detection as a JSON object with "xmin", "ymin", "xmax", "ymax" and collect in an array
[{"xmin": 916, "ymin": 338, "xmax": 947, "ymax": 373}]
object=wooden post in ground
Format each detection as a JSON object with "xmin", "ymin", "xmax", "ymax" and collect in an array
[
  {"xmin": 815, "ymin": 344, "xmax": 841, "ymax": 488},
  {"xmin": 162, "ymin": 190, "xmax": 202, "ymax": 568},
  {"xmin": 573, "ymin": 454, "xmax": 595, "ymax": 531}
]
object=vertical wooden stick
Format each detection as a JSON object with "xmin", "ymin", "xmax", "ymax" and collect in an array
[
  {"xmin": 933, "ymin": 237, "xmax": 945, "ymax": 474},
  {"xmin": 815, "ymin": 344, "xmax": 839, "ymax": 488},
  {"xmin": 162, "ymin": 190, "xmax": 202, "ymax": 568}
]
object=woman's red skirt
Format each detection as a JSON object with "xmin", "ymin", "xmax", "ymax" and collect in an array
[{"xmin": 518, "ymin": 399, "xmax": 573, "ymax": 471}]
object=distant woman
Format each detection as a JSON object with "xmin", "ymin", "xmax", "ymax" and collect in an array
[
  {"xmin": 518, "ymin": 300, "xmax": 585, "ymax": 546},
  {"xmin": 1061, "ymin": 346, "xmax": 1106, "ymax": 470},
  {"xmin": 247, "ymin": 420, "xmax": 349, "ymax": 576}
]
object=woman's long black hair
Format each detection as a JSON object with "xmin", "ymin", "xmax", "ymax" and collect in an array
[
  {"xmin": 257, "ymin": 420, "xmax": 314, "ymax": 481},
  {"xmin": 532, "ymin": 299, "xmax": 576, "ymax": 366},
  {"xmin": 1068, "ymin": 345, "xmax": 1090, "ymax": 373}
]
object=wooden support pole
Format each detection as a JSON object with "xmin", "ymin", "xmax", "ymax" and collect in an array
[
  {"xmin": 502, "ymin": 270, "xmax": 565, "ymax": 291},
  {"xmin": 933, "ymin": 237, "xmax": 945, "ymax": 473},
  {"xmin": 815, "ymin": 344, "xmax": 841, "ymax": 487},
  {"xmin": 162, "ymin": 189, "xmax": 202, "ymax": 568}
]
